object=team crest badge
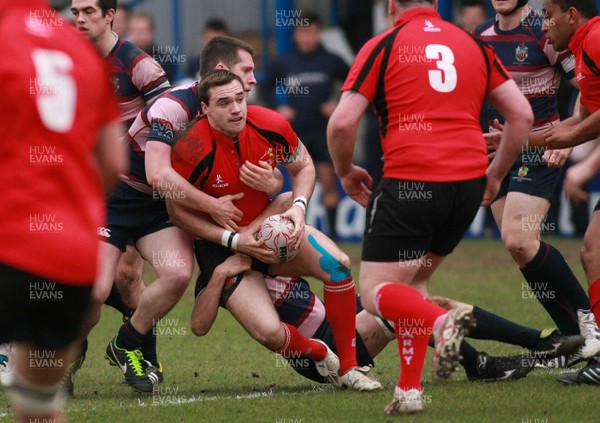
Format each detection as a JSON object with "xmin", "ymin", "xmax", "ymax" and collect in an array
[
  {"xmin": 515, "ymin": 43, "xmax": 528, "ymax": 62},
  {"xmin": 260, "ymin": 148, "xmax": 276, "ymax": 165}
]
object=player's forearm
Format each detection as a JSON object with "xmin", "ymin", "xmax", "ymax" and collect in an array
[
  {"xmin": 285, "ymin": 148, "xmax": 316, "ymax": 203},
  {"xmin": 289, "ymin": 165, "xmax": 315, "ymax": 204},
  {"xmin": 151, "ymin": 165, "xmax": 219, "ymax": 213},
  {"xmin": 266, "ymin": 168, "xmax": 284, "ymax": 196},
  {"xmin": 327, "ymin": 127, "xmax": 356, "ymax": 177},
  {"xmin": 326, "ymin": 91, "xmax": 365, "ymax": 177},
  {"xmin": 166, "ymin": 199, "xmax": 223, "ymax": 243}
]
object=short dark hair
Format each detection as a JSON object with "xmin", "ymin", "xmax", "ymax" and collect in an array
[
  {"xmin": 204, "ymin": 18, "xmax": 229, "ymax": 33},
  {"xmin": 200, "ymin": 36, "xmax": 256, "ymax": 77},
  {"xmin": 550, "ymin": 0, "xmax": 598, "ymax": 19},
  {"xmin": 97, "ymin": 0, "xmax": 117, "ymax": 17},
  {"xmin": 198, "ymin": 69, "xmax": 244, "ymax": 105}
]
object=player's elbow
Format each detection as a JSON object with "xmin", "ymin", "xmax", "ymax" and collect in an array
[
  {"xmin": 191, "ymin": 322, "xmax": 209, "ymax": 336},
  {"xmin": 327, "ymin": 114, "xmax": 355, "ymax": 140},
  {"xmin": 514, "ymin": 102, "xmax": 534, "ymax": 129},
  {"xmin": 145, "ymin": 166, "xmax": 165, "ymax": 187}
]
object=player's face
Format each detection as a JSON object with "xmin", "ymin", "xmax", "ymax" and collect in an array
[
  {"xmin": 202, "ymin": 80, "xmax": 247, "ymax": 137},
  {"xmin": 228, "ymin": 50, "xmax": 257, "ymax": 96},
  {"xmin": 491, "ymin": 0, "xmax": 519, "ymax": 15},
  {"xmin": 541, "ymin": 0, "xmax": 574, "ymax": 51},
  {"xmin": 71, "ymin": 0, "xmax": 114, "ymax": 43}
]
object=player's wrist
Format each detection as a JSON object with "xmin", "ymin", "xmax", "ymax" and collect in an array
[
  {"xmin": 220, "ymin": 230, "xmax": 240, "ymax": 250},
  {"xmin": 292, "ymin": 196, "xmax": 307, "ymax": 213}
]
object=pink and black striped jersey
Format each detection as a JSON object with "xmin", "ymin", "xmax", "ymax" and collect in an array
[
  {"xmin": 475, "ymin": 9, "xmax": 575, "ymax": 129},
  {"xmin": 124, "ymin": 82, "xmax": 200, "ymax": 193},
  {"xmin": 107, "ymin": 35, "xmax": 170, "ymax": 127}
]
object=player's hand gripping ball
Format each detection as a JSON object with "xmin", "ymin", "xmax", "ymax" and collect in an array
[{"xmin": 257, "ymin": 215, "xmax": 300, "ymax": 263}]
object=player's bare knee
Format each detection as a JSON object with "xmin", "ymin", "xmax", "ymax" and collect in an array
[
  {"xmin": 360, "ymin": 290, "xmax": 378, "ymax": 316},
  {"xmin": 115, "ymin": 266, "xmax": 141, "ymax": 287},
  {"xmin": 581, "ymin": 241, "xmax": 596, "ymax": 275},
  {"xmin": 502, "ymin": 234, "xmax": 529, "ymax": 263},
  {"xmin": 91, "ymin": 283, "xmax": 112, "ymax": 305},
  {"xmin": 164, "ymin": 269, "xmax": 192, "ymax": 295},
  {"xmin": 338, "ymin": 252, "xmax": 351, "ymax": 270}
]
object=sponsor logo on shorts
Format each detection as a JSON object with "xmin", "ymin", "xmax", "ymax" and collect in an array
[
  {"xmin": 514, "ymin": 165, "xmax": 532, "ymax": 182},
  {"xmin": 97, "ymin": 227, "xmax": 111, "ymax": 238}
]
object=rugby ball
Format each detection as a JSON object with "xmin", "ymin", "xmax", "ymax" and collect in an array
[{"xmin": 257, "ymin": 215, "xmax": 300, "ymax": 263}]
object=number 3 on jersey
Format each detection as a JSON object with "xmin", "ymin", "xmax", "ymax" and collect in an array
[{"xmin": 426, "ymin": 44, "xmax": 457, "ymax": 93}]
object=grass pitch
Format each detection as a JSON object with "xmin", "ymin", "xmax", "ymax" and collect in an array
[{"xmin": 1, "ymin": 238, "xmax": 598, "ymax": 422}]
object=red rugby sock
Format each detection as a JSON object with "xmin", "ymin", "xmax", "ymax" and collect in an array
[
  {"xmin": 324, "ymin": 277, "xmax": 358, "ymax": 375},
  {"xmin": 375, "ymin": 283, "xmax": 446, "ymax": 390},
  {"xmin": 275, "ymin": 322, "xmax": 327, "ymax": 361}
]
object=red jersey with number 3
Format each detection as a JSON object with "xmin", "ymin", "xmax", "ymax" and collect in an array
[
  {"xmin": 172, "ymin": 106, "xmax": 300, "ymax": 226},
  {"xmin": 342, "ymin": 7, "xmax": 510, "ymax": 182},
  {"xmin": 0, "ymin": 0, "xmax": 121, "ymax": 284}
]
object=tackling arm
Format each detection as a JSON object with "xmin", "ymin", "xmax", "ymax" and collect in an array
[
  {"xmin": 190, "ymin": 254, "xmax": 252, "ymax": 336},
  {"xmin": 146, "ymin": 141, "xmax": 244, "ymax": 231}
]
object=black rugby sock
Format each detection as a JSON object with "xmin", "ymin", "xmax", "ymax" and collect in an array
[
  {"xmin": 104, "ymin": 282, "xmax": 131, "ymax": 316},
  {"xmin": 141, "ymin": 326, "xmax": 159, "ymax": 366},
  {"xmin": 469, "ymin": 306, "xmax": 541, "ymax": 349},
  {"xmin": 520, "ymin": 242, "xmax": 581, "ymax": 335},
  {"xmin": 116, "ymin": 319, "xmax": 146, "ymax": 351},
  {"xmin": 531, "ymin": 242, "xmax": 590, "ymax": 310},
  {"xmin": 459, "ymin": 340, "xmax": 480, "ymax": 377}
]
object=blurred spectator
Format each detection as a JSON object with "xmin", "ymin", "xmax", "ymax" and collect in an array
[
  {"xmin": 127, "ymin": 12, "xmax": 153, "ymax": 52},
  {"xmin": 112, "ymin": 2, "xmax": 130, "ymax": 38},
  {"xmin": 459, "ymin": 1, "xmax": 487, "ymax": 33},
  {"xmin": 264, "ymin": 13, "xmax": 349, "ymax": 239},
  {"xmin": 127, "ymin": 12, "xmax": 178, "ymax": 83},
  {"xmin": 185, "ymin": 18, "xmax": 230, "ymax": 80}
]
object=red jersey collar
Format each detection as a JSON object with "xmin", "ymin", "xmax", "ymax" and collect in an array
[
  {"xmin": 569, "ymin": 16, "xmax": 600, "ymax": 56},
  {"xmin": 394, "ymin": 7, "xmax": 440, "ymax": 27},
  {"xmin": 209, "ymin": 123, "xmax": 239, "ymax": 146}
]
